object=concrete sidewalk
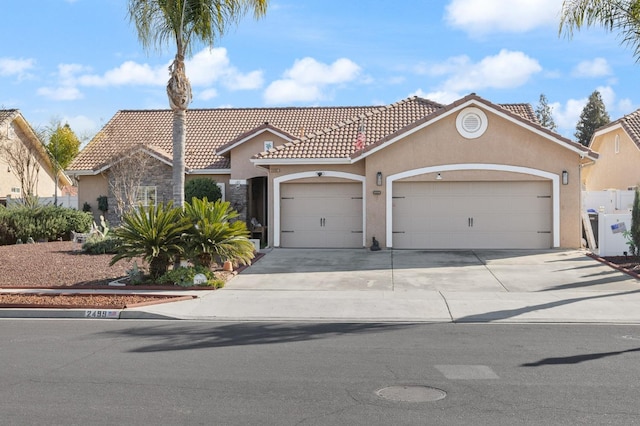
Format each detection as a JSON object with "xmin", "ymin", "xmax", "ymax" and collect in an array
[{"xmin": 123, "ymin": 249, "xmax": 640, "ymax": 323}]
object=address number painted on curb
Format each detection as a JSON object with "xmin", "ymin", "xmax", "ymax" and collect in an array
[{"xmin": 85, "ymin": 310, "xmax": 120, "ymax": 319}]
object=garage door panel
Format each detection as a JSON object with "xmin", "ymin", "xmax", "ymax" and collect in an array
[
  {"xmin": 393, "ymin": 181, "xmax": 552, "ymax": 249},
  {"xmin": 281, "ymin": 182, "xmax": 363, "ymax": 248}
]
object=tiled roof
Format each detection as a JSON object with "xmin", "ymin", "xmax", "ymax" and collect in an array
[
  {"xmin": 69, "ymin": 96, "xmax": 544, "ymax": 171},
  {"xmin": 69, "ymin": 105, "xmax": 381, "ymax": 171},
  {"xmin": 256, "ymin": 95, "xmax": 576, "ymax": 161},
  {"xmin": 597, "ymin": 108, "xmax": 640, "ymax": 150}
]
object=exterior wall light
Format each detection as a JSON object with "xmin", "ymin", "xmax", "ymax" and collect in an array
[
  {"xmin": 562, "ymin": 170, "xmax": 568, "ymax": 185},
  {"xmin": 376, "ymin": 171, "xmax": 383, "ymax": 186},
  {"xmin": 436, "ymin": 173, "xmax": 442, "ymax": 180}
]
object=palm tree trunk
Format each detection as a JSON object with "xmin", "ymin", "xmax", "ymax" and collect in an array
[
  {"xmin": 171, "ymin": 109, "xmax": 186, "ymax": 206},
  {"xmin": 167, "ymin": 54, "xmax": 192, "ymax": 207}
]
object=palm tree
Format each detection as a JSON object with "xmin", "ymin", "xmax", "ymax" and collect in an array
[
  {"xmin": 128, "ymin": 0, "xmax": 269, "ymax": 207},
  {"xmin": 183, "ymin": 197, "xmax": 255, "ymax": 268},
  {"xmin": 560, "ymin": 0, "xmax": 640, "ymax": 62}
]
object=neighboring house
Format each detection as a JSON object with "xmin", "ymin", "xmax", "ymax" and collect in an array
[
  {"xmin": 67, "ymin": 93, "xmax": 597, "ymax": 249},
  {"xmin": 0, "ymin": 110, "xmax": 72, "ymax": 206},
  {"xmin": 582, "ymin": 108, "xmax": 640, "ymax": 191}
]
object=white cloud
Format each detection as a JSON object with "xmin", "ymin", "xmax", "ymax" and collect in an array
[
  {"xmin": 445, "ymin": 0, "xmax": 562, "ymax": 35},
  {"xmin": 186, "ymin": 48, "xmax": 264, "ymax": 90},
  {"xmin": 63, "ymin": 115, "xmax": 98, "ymax": 141},
  {"xmin": 36, "ymin": 47, "xmax": 263, "ymax": 102},
  {"xmin": 550, "ymin": 98, "xmax": 586, "ymax": 133},
  {"xmin": 422, "ymin": 50, "xmax": 542, "ymax": 94},
  {"xmin": 265, "ymin": 79, "xmax": 322, "ymax": 104},
  {"xmin": 264, "ymin": 57, "xmax": 361, "ymax": 104},
  {"xmin": 37, "ymin": 86, "xmax": 83, "ymax": 101},
  {"xmin": 226, "ymin": 70, "xmax": 264, "ymax": 90},
  {"xmin": 596, "ymin": 85, "xmax": 616, "ymax": 108},
  {"xmin": 197, "ymin": 88, "xmax": 218, "ymax": 101},
  {"xmin": 78, "ymin": 61, "xmax": 167, "ymax": 87},
  {"xmin": 410, "ymin": 89, "xmax": 461, "ymax": 104},
  {"xmin": 572, "ymin": 58, "xmax": 612, "ymax": 78},
  {"xmin": 617, "ymin": 97, "xmax": 635, "ymax": 113},
  {"xmin": 0, "ymin": 57, "xmax": 35, "ymax": 77}
]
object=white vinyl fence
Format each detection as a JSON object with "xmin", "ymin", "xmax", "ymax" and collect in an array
[
  {"xmin": 6, "ymin": 194, "xmax": 78, "ymax": 209},
  {"xmin": 582, "ymin": 190, "xmax": 636, "ymax": 256}
]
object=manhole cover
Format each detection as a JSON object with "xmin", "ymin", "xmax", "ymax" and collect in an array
[{"xmin": 376, "ymin": 385, "xmax": 446, "ymax": 402}]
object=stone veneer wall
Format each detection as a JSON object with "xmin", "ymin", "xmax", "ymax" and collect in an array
[
  {"xmin": 229, "ymin": 181, "xmax": 248, "ymax": 223},
  {"xmin": 104, "ymin": 159, "xmax": 173, "ymax": 225}
]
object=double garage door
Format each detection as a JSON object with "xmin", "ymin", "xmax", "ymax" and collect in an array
[
  {"xmin": 392, "ymin": 181, "xmax": 552, "ymax": 249},
  {"xmin": 280, "ymin": 183, "xmax": 363, "ymax": 248}
]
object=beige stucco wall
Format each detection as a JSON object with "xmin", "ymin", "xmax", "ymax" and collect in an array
[
  {"xmin": 265, "ymin": 107, "xmax": 584, "ymax": 249},
  {"xmin": 0, "ymin": 122, "xmax": 59, "ymax": 201},
  {"xmin": 76, "ymin": 174, "xmax": 109, "ymax": 221},
  {"xmin": 229, "ymin": 134, "xmax": 281, "ymax": 180},
  {"xmin": 583, "ymin": 129, "xmax": 640, "ymax": 191}
]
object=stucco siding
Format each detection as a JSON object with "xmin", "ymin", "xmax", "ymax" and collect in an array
[{"xmin": 584, "ymin": 130, "xmax": 640, "ymax": 190}]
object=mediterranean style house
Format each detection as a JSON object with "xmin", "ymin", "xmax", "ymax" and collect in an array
[
  {"xmin": 67, "ymin": 93, "xmax": 597, "ymax": 249},
  {"xmin": 582, "ymin": 108, "xmax": 640, "ymax": 191},
  {"xmin": 0, "ymin": 110, "xmax": 72, "ymax": 206}
]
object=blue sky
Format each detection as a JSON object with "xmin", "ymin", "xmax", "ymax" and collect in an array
[{"xmin": 1, "ymin": 0, "xmax": 639, "ymax": 142}]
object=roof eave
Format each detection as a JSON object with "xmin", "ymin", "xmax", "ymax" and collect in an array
[
  {"xmin": 352, "ymin": 96, "xmax": 595, "ymax": 161},
  {"xmin": 216, "ymin": 126, "xmax": 296, "ymax": 156},
  {"xmin": 251, "ymin": 158, "xmax": 352, "ymax": 166}
]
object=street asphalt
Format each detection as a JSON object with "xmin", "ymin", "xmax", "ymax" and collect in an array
[{"xmin": 4, "ymin": 248, "xmax": 638, "ymax": 323}]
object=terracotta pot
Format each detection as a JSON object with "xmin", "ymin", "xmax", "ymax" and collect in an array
[{"xmin": 223, "ymin": 260, "xmax": 234, "ymax": 272}]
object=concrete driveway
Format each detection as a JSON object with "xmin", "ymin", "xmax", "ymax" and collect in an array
[
  {"xmin": 230, "ymin": 249, "xmax": 637, "ymax": 293},
  {"xmin": 129, "ymin": 248, "xmax": 640, "ymax": 323}
]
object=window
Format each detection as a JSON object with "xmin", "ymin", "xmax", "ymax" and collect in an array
[
  {"xmin": 136, "ymin": 186, "xmax": 157, "ymax": 206},
  {"xmin": 615, "ymin": 135, "xmax": 620, "ymax": 154},
  {"xmin": 264, "ymin": 140, "xmax": 274, "ymax": 151},
  {"xmin": 10, "ymin": 187, "xmax": 20, "ymax": 194},
  {"xmin": 217, "ymin": 182, "xmax": 226, "ymax": 201}
]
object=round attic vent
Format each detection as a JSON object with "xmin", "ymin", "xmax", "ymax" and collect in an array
[{"xmin": 456, "ymin": 107, "xmax": 488, "ymax": 139}]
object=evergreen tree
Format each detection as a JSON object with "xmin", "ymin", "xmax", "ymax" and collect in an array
[
  {"xmin": 575, "ymin": 90, "xmax": 610, "ymax": 146},
  {"xmin": 535, "ymin": 94, "xmax": 557, "ymax": 131}
]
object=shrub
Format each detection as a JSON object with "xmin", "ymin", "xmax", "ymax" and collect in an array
[
  {"xmin": 83, "ymin": 236, "xmax": 121, "ymax": 254},
  {"xmin": 157, "ymin": 265, "xmax": 225, "ymax": 288},
  {"xmin": 110, "ymin": 202, "xmax": 191, "ymax": 279},
  {"xmin": 185, "ymin": 178, "xmax": 222, "ymax": 203},
  {"xmin": 0, "ymin": 205, "xmax": 92, "ymax": 245},
  {"xmin": 182, "ymin": 197, "xmax": 255, "ymax": 268}
]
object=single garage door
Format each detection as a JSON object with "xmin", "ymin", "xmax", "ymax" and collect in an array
[
  {"xmin": 392, "ymin": 181, "xmax": 552, "ymax": 249},
  {"xmin": 280, "ymin": 182, "xmax": 363, "ymax": 248}
]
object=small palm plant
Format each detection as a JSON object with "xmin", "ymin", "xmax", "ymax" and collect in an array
[
  {"xmin": 110, "ymin": 202, "xmax": 191, "ymax": 280},
  {"xmin": 183, "ymin": 197, "xmax": 255, "ymax": 268}
]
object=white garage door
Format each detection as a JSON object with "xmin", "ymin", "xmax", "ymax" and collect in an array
[
  {"xmin": 392, "ymin": 181, "xmax": 552, "ymax": 249},
  {"xmin": 280, "ymin": 182, "xmax": 363, "ymax": 248}
]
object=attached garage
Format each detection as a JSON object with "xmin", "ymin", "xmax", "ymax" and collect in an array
[
  {"xmin": 279, "ymin": 182, "xmax": 364, "ymax": 248},
  {"xmin": 392, "ymin": 181, "xmax": 552, "ymax": 249}
]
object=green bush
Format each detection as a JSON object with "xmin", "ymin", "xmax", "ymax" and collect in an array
[
  {"xmin": 0, "ymin": 205, "xmax": 92, "ymax": 245},
  {"xmin": 83, "ymin": 236, "xmax": 121, "ymax": 254},
  {"xmin": 110, "ymin": 202, "xmax": 191, "ymax": 279},
  {"xmin": 157, "ymin": 265, "xmax": 225, "ymax": 288},
  {"xmin": 185, "ymin": 178, "xmax": 222, "ymax": 203},
  {"xmin": 182, "ymin": 197, "xmax": 255, "ymax": 268}
]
